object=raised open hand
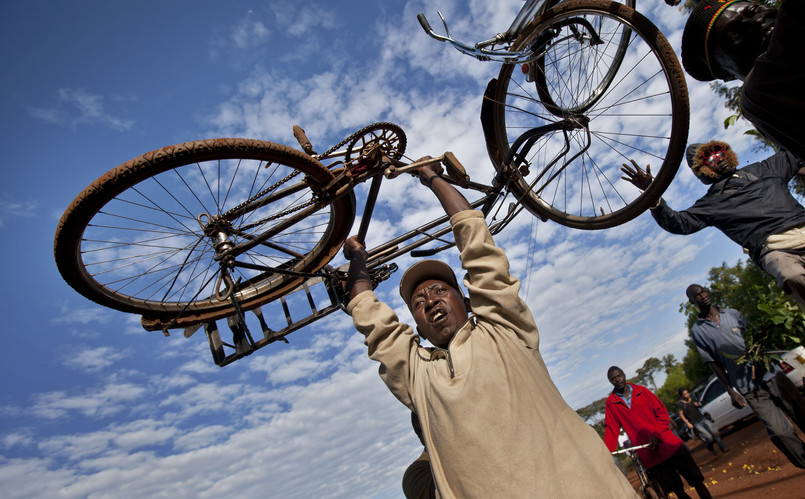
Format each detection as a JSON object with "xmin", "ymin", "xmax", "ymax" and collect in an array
[{"xmin": 620, "ymin": 160, "xmax": 653, "ymax": 191}]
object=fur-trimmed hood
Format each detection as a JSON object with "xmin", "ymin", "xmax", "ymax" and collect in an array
[{"xmin": 688, "ymin": 140, "xmax": 738, "ymax": 183}]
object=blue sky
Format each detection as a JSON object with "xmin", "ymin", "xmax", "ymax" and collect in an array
[{"xmin": 0, "ymin": 1, "xmax": 766, "ymax": 497}]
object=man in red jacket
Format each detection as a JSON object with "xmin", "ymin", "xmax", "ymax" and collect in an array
[{"xmin": 604, "ymin": 366, "xmax": 712, "ymax": 499}]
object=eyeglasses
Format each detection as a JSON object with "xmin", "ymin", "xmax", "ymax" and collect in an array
[{"xmin": 702, "ymin": 144, "xmax": 728, "ymax": 167}]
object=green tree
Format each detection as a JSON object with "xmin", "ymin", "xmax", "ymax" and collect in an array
[
  {"xmin": 576, "ymin": 396, "xmax": 608, "ymax": 439},
  {"xmin": 681, "ymin": 340, "xmax": 711, "ymax": 386},
  {"xmin": 576, "ymin": 397, "xmax": 607, "ymax": 422},
  {"xmin": 656, "ymin": 364, "xmax": 692, "ymax": 411},
  {"xmin": 634, "ymin": 357, "xmax": 663, "ymax": 391},
  {"xmin": 662, "ymin": 354, "xmax": 678, "ymax": 374}
]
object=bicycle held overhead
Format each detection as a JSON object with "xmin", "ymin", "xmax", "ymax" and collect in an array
[
  {"xmin": 53, "ymin": 0, "xmax": 690, "ymax": 366},
  {"xmin": 53, "ymin": 123, "xmax": 531, "ymax": 363}
]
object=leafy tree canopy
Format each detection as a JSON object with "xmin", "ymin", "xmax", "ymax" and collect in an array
[{"xmin": 634, "ymin": 357, "xmax": 663, "ymax": 391}]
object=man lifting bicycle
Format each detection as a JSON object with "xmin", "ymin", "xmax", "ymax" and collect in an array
[{"xmin": 343, "ymin": 159, "xmax": 637, "ymax": 497}]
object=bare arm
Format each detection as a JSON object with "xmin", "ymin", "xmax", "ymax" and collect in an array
[
  {"xmin": 709, "ymin": 361, "xmax": 747, "ymax": 409},
  {"xmin": 343, "ymin": 237, "xmax": 372, "ymax": 302},
  {"xmin": 678, "ymin": 408, "xmax": 694, "ymax": 429},
  {"xmin": 417, "ymin": 159, "xmax": 471, "ymax": 217}
]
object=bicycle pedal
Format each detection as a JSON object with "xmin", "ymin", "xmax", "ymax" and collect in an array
[{"xmin": 443, "ymin": 152, "xmax": 470, "ymax": 187}]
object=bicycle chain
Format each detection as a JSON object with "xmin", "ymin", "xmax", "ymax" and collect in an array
[
  {"xmin": 319, "ymin": 122, "xmax": 405, "ymax": 160},
  {"xmin": 237, "ymin": 197, "xmax": 317, "ymax": 232},
  {"xmin": 223, "ymin": 168, "xmax": 303, "ymax": 220},
  {"xmin": 227, "ymin": 122, "xmax": 405, "ymax": 232}
]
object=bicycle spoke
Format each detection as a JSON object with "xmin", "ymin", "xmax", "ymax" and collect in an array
[{"xmin": 173, "ymin": 167, "xmax": 215, "ymax": 217}]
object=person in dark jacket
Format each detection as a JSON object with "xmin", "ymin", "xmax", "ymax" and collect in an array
[
  {"xmin": 680, "ymin": 0, "xmax": 804, "ymax": 159},
  {"xmin": 621, "ymin": 140, "xmax": 805, "ymax": 308},
  {"xmin": 678, "ymin": 387, "xmax": 727, "ymax": 455}
]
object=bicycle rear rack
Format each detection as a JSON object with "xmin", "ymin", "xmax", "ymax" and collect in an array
[{"xmin": 188, "ymin": 263, "xmax": 396, "ymax": 366}]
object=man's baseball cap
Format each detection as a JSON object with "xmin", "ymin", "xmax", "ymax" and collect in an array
[
  {"xmin": 399, "ymin": 259, "xmax": 461, "ymax": 311},
  {"xmin": 681, "ymin": 0, "xmax": 744, "ymax": 81}
]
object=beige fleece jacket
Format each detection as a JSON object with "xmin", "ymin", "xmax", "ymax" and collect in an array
[{"xmin": 349, "ymin": 210, "xmax": 637, "ymax": 498}]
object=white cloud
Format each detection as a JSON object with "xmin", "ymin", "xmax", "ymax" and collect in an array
[
  {"xmin": 0, "ymin": 457, "xmax": 78, "ymax": 498},
  {"xmin": 30, "ymin": 381, "xmax": 147, "ymax": 419},
  {"xmin": 27, "ymin": 88, "xmax": 134, "ymax": 131},
  {"xmin": 61, "ymin": 346, "xmax": 128, "ymax": 372},
  {"xmin": 231, "ymin": 19, "xmax": 270, "ymax": 49},
  {"xmin": 2, "ymin": 336, "xmax": 419, "ymax": 498},
  {"xmin": 0, "ymin": 196, "xmax": 37, "ymax": 227},
  {"xmin": 51, "ymin": 303, "xmax": 113, "ymax": 325},
  {"xmin": 269, "ymin": 3, "xmax": 337, "ymax": 38},
  {"xmin": 38, "ymin": 430, "xmax": 118, "ymax": 461},
  {"xmin": 0, "ymin": 431, "xmax": 34, "ymax": 450},
  {"xmin": 172, "ymin": 425, "xmax": 230, "ymax": 451},
  {"xmin": 112, "ymin": 420, "xmax": 178, "ymax": 450}
]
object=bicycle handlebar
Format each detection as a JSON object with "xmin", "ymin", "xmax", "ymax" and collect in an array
[
  {"xmin": 416, "ymin": 13, "xmax": 433, "ymax": 34},
  {"xmin": 416, "ymin": 11, "xmax": 528, "ymax": 63},
  {"xmin": 610, "ymin": 443, "xmax": 651, "ymax": 455}
]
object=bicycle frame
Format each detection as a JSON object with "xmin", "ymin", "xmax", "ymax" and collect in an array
[
  {"xmin": 612, "ymin": 444, "xmax": 664, "ymax": 499},
  {"xmin": 181, "ymin": 119, "xmax": 582, "ymax": 326},
  {"xmin": 222, "ymin": 154, "xmax": 507, "ymax": 281},
  {"xmin": 161, "ymin": 125, "xmax": 529, "ymax": 366}
]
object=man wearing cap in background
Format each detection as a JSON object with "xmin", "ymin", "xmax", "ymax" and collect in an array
[
  {"xmin": 343, "ymin": 159, "xmax": 637, "ymax": 497},
  {"xmin": 680, "ymin": 0, "xmax": 804, "ymax": 159},
  {"xmin": 622, "ymin": 141, "xmax": 805, "ymax": 308}
]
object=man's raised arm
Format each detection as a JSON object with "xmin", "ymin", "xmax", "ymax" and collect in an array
[{"xmin": 416, "ymin": 159, "xmax": 471, "ymax": 217}]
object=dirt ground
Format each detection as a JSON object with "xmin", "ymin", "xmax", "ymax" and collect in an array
[{"xmin": 625, "ymin": 417, "xmax": 805, "ymax": 498}]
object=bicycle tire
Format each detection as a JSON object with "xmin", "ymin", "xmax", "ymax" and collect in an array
[
  {"xmin": 488, "ymin": 0, "xmax": 688, "ymax": 230},
  {"xmin": 54, "ymin": 138, "xmax": 355, "ymax": 326},
  {"xmin": 642, "ymin": 485, "xmax": 660, "ymax": 499},
  {"xmin": 534, "ymin": 0, "xmax": 636, "ymax": 114}
]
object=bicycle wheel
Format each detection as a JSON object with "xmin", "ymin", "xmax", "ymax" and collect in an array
[
  {"xmin": 642, "ymin": 485, "xmax": 660, "ymax": 499},
  {"xmin": 532, "ymin": 0, "xmax": 635, "ymax": 115},
  {"xmin": 488, "ymin": 0, "xmax": 688, "ymax": 229},
  {"xmin": 54, "ymin": 138, "xmax": 355, "ymax": 327}
]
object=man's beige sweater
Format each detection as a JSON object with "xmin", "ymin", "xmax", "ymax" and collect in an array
[{"xmin": 349, "ymin": 210, "xmax": 636, "ymax": 498}]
